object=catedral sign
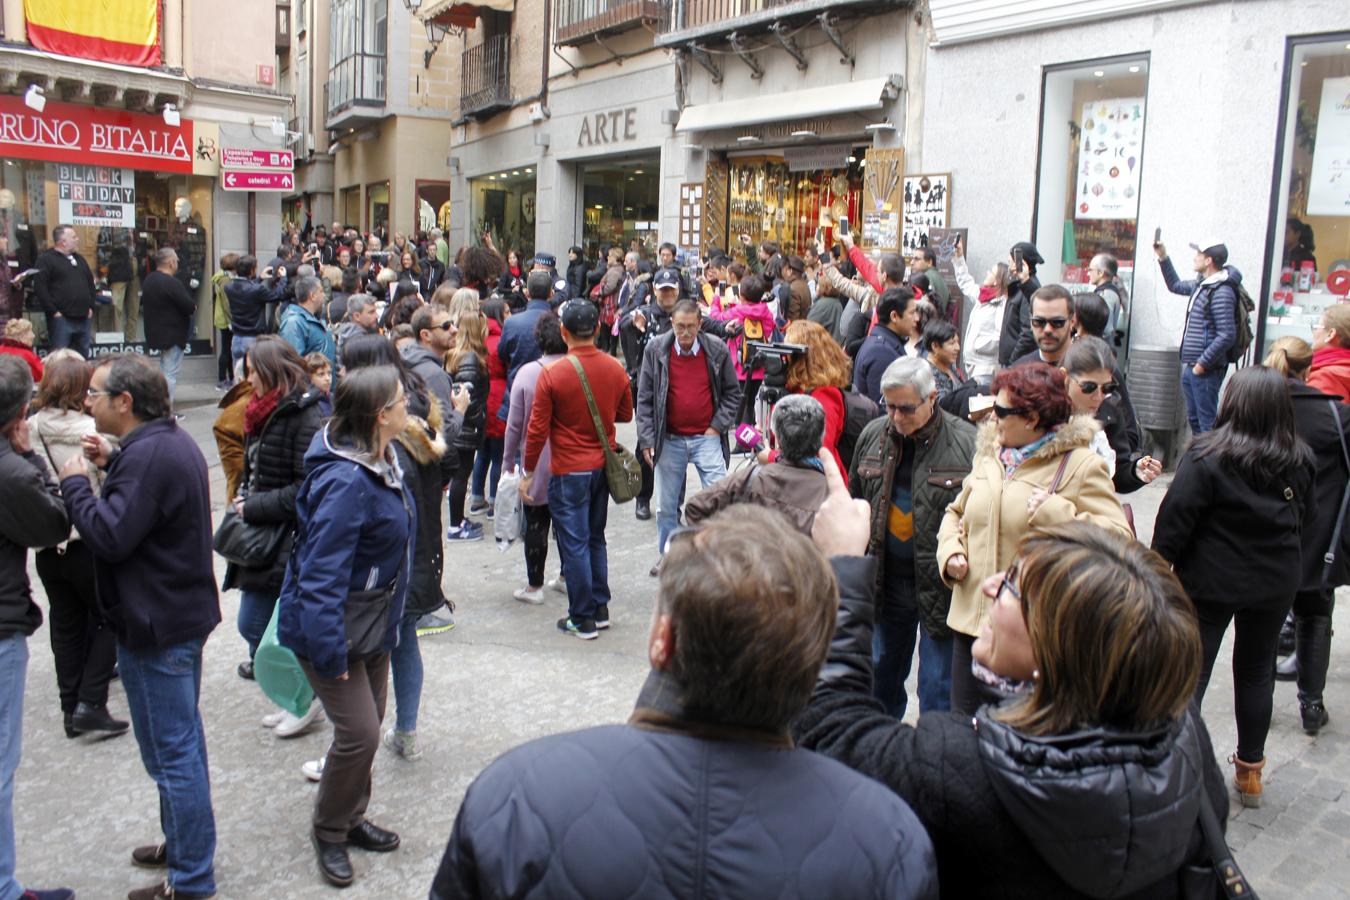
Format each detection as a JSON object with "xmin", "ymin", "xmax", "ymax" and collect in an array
[{"xmin": 0, "ymin": 94, "xmax": 193, "ymax": 174}]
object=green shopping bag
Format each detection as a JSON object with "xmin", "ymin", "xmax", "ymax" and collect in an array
[{"xmin": 254, "ymin": 602, "xmax": 314, "ymax": 718}]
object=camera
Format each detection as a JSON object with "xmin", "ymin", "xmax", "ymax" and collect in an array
[{"xmin": 747, "ymin": 341, "xmax": 806, "ymax": 398}]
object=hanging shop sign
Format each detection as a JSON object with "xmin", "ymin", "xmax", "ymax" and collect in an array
[
  {"xmin": 1074, "ymin": 97, "xmax": 1144, "ymax": 221},
  {"xmin": 784, "ymin": 143, "xmax": 852, "ymax": 173},
  {"xmin": 56, "ymin": 165, "xmax": 136, "ymax": 227},
  {"xmin": 1308, "ymin": 76, "xmax": 1350, "ymax": 216},
  {"xmin": 222, "ymin": 170, "xmax": 294, "ymax": 192},
  {"xmin": 902, "ymin": 173, "xmax": 951, "ymax": 253},
  {"xmin": 221, "ymin": 147, "xmax": 294, "ymax": 171},
  {"xmin": 0, "ymin": 94, "xmax": 193, "ymax": 173}
]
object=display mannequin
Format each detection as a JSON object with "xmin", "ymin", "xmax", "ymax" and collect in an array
[
  {"xmin": 97, "ymin": 227, "xmax": 136, "ymax": 334},
  {"xmin": 0, "ymin": 189, "xmax": 38, "ymax": 270},
  {"xmin": 166, "ymin": 197, "xmax": 206, "ymax": 292}
]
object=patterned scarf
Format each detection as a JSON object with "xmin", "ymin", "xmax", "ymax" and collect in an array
[
  {"xmin": 244, "ymin": 388, "xmax": 283, "ymax": 437},
  {"xmin": 997, "ymin": 430, "xmax": 1055, "ymax": 478}
]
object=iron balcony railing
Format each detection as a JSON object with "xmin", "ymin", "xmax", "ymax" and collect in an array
[
  {"xmin": 461, "ymin": 34, "xmax": 512, "ymax": 118},
  {"xmin": 554, "ymin": 0, "xmax": 669, "ymax": 45}
]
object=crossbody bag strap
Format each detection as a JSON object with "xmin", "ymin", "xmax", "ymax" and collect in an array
[
  {"xmin": 566, "ymin": 355, "xmax": 613, "ymax": 457},
  {"xmin": 1198, "ymin": 794, "xmax": 1256, "ymax": 899},
  {"xmin": 1047, "ymin": 452, "xmax": 1072, "ymax": 494}
]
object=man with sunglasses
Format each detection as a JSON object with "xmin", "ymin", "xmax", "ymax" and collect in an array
[
  {"xmin": 1012, "ymin": 285, "xmax": 1076, "ymax": 369},
  {"xmin": 849, "ymin": 356, "xmax": 976, "ymax": 718}
]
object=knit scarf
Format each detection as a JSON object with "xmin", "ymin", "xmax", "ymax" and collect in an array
[
  {"xmin": 997, "ymin": 429, "xmax": 1055, "ymax": 477},
  {"xmin": 978, "ymin": 285, "xmax": 1003, "ymax": 304},
  {"xmin": 244, "ymin": 388, "xmax": 283, "ymax": 437}
]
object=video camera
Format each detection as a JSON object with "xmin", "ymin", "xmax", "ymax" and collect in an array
[{"xmin": 747, "ymin": 340, "xmax": 806, "ymax": 399}]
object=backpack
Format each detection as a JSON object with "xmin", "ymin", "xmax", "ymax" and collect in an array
[
  {"xmin": 837, "ymin": 387, "xmax": 880, "ymax": 470},
  {"xmin": 740, "ymin": 315, "xmax": 767, "ymax": 368},
  {"xmin": 1227, "ymin": 281, "xmax": 1255, "ymax": 365}
]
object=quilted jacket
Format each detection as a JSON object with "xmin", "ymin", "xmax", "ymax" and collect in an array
[
  {"xmin": 794, "ymin": 556, "xmax": 1229, "ymax": 900},
  {"xmin": 431, "ymin": 667, "xmax": 939, "ymax": 900}
]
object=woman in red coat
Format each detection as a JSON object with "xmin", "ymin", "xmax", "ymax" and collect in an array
[
  {"xmin": 470, "ymin": 297, "xmax": 510, "ymax": 514},
  {"xmin": 1309, "ymin": 305, "xmax": 1350, "ymax": 403},
  {"xmin": 780, "ymin": 319, "xmax": 852, "ymax": 487}
]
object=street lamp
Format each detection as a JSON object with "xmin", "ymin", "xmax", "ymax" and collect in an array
[
  {"xmin": 402, "ymin": 0, "xmax": 422, "ymax": 10},
  {"xmin": 424, "ymin": 19, "xmax": 453, "ymax": 68},
  {"xmin": 24, "ymin": 85, "xmax": 45, "ymax": 113},
  {"xmin": 162, "ymin": 103, "xmax": 181, "ymax": 127}
]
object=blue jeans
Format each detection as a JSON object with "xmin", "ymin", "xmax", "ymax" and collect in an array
[
  {"xmin": 46, "ymin": 314, "xmax": 91, "ymax": 358},
  {"xmin": 237, "ymin": 590, "xmax": 276, "ymax": 660},
  {"xmin": 548, "ymin": 469, "xmax": 611, "ymax": 622},
  {"xmin": 231, "ymin": 334, "xmax": 257, "ymax": 374},
  {"xmin": 390, "ymin": 612, "xmax": 422, "ymax": 734},
  {"xmin": 159, "ymin": 344, "xmax": 185, "ymax": 402},
  {"xmin": 0, "ymin": 635, "xmax": 28, "ymax": 900},
  {"xmin": 655, "ymin": 434, "xmax": 727, "ymax": 553},
  {"xmin": 1181, "ymin": 363, "xmax": 1224, "ymax": 434},
  {"xmin": 917, "ymin": 631, "xmax": 954, "ymax": 714},
  {"xmin": 118, "ymin": 639, "xmax": 216, "ymax": 895},
  {"xmin": 873, "ymin": 578, "xmax": 919, "ymax": 719},
  {"xmin": 471, "ymin": 436, "xmax": 504, "ymax": 504}
]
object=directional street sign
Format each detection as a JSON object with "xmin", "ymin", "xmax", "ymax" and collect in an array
[
  {"xmin": 222, "ymin": 170, "xmax": 294, "ymax": 191},
  {"xmin": 221, "ymin": 148, "xmax": 294, "ymax": 171}
]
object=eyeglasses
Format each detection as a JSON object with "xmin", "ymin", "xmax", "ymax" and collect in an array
[
  {"xmin": 382, "ymin": 392, "xmax": 409, "ymax": 411},
  {"xmin": 997, "ymin": 560, "xmax": 1026, "ymax": 617},
  {"xmin": 1070, "ymin": 376, "xmax": 1118, "ymax": 397},
  {"xmin": 885, "ymin": 399, "xmax": 928, "ymax": 416},
  {"xmin": 85, "ymin": 388, "xmax": 114, "ymax": 399},
  {"xmin": 1030, "ymin": 316, "xmax": 1069, "ymax": 330},
  {"xmin": 992, "ymin": 403, "xmax": 1030, "ymax": 420}
]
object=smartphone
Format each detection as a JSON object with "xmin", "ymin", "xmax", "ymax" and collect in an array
[
  {"xmin": 1151, "ymin": 444, "xmax": 1166, "ymax": 466},
  {"xmin": 1013, "ymin": 247, "xmax": 1024, "ymax": 270},
  {"xmin": 1153, "ymin": 226, "xmax": 1162, "ymax": 246},
  {"xmin": 838, "ymin": 217, "xmax": 850, "ymax": 237}
]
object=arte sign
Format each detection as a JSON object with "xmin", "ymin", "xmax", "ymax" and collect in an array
[
  {"xmin": 221, "ymin": 147, "xmax": 293, "ymax": 171},
  {"xmin": 0, "ymin": 94, "xmax": 193, "ymax": 173},
  {"xmin": 57, "ymin": 165, "xmax": 136, "ymax": 227},
  {"xmin": 578, "ymin": 107, "xmax": 638, "ymax": 147},
  {"xmin": 222, "ymin": 170, "xmax": 294, "ymax": 192}
]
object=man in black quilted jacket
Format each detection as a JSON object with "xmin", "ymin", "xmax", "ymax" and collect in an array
[{"xmin": 429, "ymin": 502, "xmax": 937, "ymax": 899}]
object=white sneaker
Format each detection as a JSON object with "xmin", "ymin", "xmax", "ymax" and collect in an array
[
  {"xmin": 260, "ymin": 710, "xmax": 286, "ymax": 728},
  {"xmin": 547, "ymin": 574, "xmax": 567, "ymax": 594},
  {"xmin": 513, "ymin": 585, "xmax": 545, "ymax": 605},
  {"xmin": 275, "ymin": 701, "xmax": 325, "ymax": 738},
  {"xmin": 301, "ymin": 757, "xmax": 325, "ymax": 782},
  {"xmin": 383, "ymin": 728, "xmax": 423, "ymax": 761}
]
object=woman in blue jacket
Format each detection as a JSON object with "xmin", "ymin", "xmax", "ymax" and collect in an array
[{"xmin": 277, "ymin": 364, "xmax": 415, "ymax": 888}]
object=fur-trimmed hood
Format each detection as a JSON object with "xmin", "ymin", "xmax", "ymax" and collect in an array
[
  {"xmin": 973, "ymin": 413, "xmax": 1101, "ymax": 463},
  {"xmin": 395, "ymin": 394, "xmax": 449, "ymax": 465}
]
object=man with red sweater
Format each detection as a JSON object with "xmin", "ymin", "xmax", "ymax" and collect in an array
[
  {"xmin": 523, "ymin": 300, "xmax": 634, "ymax": 639},
  {"xmin": 637, "ymin": 299, "xmax": 741, "ymax": 572}
]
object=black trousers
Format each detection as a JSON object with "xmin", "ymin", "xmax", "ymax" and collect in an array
[
  {"xmin": 449, "ymin": 440, "xmax": 481, "ymax": 526},
  {"xmin": 630, "ymin": 378, "xmax": 654, "ymax": 502},
  {"xmin": 523, "ymin": 503, "xmax": 552, "ymax": 588},
  {"xmin": 217, "ymin": 327, "xmax": 233, "ymax": 382},
  {"xmin": 34, "ymin": 541, "xmax": 118, "ymax": 714},
  {"xmin": 1292, "ymin": 587, "xmax": 1334, "ymax": 618},
  {"xmin": 949, "ymin": 631, "xmax": 1005, "ymax": 716},
  {"xmin": 1194, "ymin": 600, "xmax": 1291, "ymax": 763}
]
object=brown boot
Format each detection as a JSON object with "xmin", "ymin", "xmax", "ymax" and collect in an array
[{"xmin": 1230, "ymin": 754, "xmax": 1265, "ymax": 808}]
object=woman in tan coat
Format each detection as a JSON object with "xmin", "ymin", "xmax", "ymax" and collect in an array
[{"xmin": 938, "ymin": 362, "xmax": 1131, "ymax": 714}]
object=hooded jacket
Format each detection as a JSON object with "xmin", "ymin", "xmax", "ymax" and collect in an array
[
  {"xmin": 0, "ymin": 441, "xmax": 69, "ymax": 637},
  {"xmin": 1160, "ymin": 259, "xmax": 1240, "ymax": 369},
  {"xmin": 1308, "ymin": 344, "xmax": 1350, "ymax": 402},
  {"xmin": 794, "ymin": 556, "xmax": 1228, "ymax": 900},
  {"xmin": 937, "ymin": 416, "xmax": 1132, "ymax": 637},
  {"xmin": 277, "ymin": 426, "xmax": 414, "ymax": 678},
  {"xmin": 392, "ymin": 392, "xmax": 451, "ymax": 617},
  {"xmin": 709, "ymin": 299, "xmax": 779, "ymax": 381},
  {"xmin": 278, "ymin": 302, "xmax": 337, "ymax": 369},
  {"xmin": 565, "ymin": 253, "xmax": 589, "ymax": 300},
  {"xmin": 400, "ymin": 342, "xmax": 465, "ymax": 462}
]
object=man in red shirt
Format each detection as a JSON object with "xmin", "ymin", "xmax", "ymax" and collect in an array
[
  {"xmin": 523, "ymin": 300, "xmax": 633, "ymax": 639},
  {"xmin": 636, "ymin": 299, "xmax": 741, "ymax": 574}
]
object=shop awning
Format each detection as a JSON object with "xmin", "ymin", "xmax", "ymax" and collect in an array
[
  {"xmin": 421, "ymin": 0, "xmax": 515, "ymax": 24},
  {"xmin": 675, "ymin": 75, "xmax": 900, "ymax": 134}
]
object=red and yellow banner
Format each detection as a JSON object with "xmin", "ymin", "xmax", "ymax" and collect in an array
[{"xmin": 24, "ymin": 0, "xmax": 161, "ymax": 67}]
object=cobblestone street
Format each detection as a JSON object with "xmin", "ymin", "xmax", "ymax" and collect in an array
[{"xmin": 11, "ymin": 399, "xmax": 1350, "ymax": 898}]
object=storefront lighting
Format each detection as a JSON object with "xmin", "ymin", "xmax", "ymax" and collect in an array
[
  {"xmin": 511, "ymin": 170, "xmax": 520, "ymax": 175},
  {"xmin": 162, "ymin": 104, "xmax": 181, "ymax": 127},
  {"xmin": 1128, "ymin": 66, "xmax": 1141, "ymax": 73},
  {"xmin": 594, "ymin": 204, "xmax": 603, "ymax": 209},
  {"xmin": 791, "ymin": 129, "xmax": 816, "ymax": 138},
  {"xmin": 736, "ymin": 135, "xmax": 761, "ymax": 144},
  {"xmin": 847, "ymin": 156, "xmax": 857, "ymax": 163},
  {"xmin": 23, "ymin": 85, "xmax": 45, "ymax": 113},
  {"xmin": 525, "ymin": 168, "xmax": 533, "ymax": 173},
  {"xmin": 1093, "ymin": 70, "xmax": 1105, "ymax": 77},
  {"xmin": 634, "ymin": 169, "xmax": 644, "ymax": 174}
]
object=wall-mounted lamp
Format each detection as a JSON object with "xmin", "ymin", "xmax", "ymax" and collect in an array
[
  {"xmin": 162, "ymin": 103, "xmax": 181, "ymax": 127},
  {"xmin": 270, "ymin": 116, "xmax": 287, "ymax": 138},
  {"xmin": 24, "ymin": 85, "xmax": 45, "ymax": 113}
]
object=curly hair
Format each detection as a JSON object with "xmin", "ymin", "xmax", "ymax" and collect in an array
[
  {"xmin": 460, "ymin": 245, "xmax": 504, "ymax": 289},
  {"xmin": 992, "ymin": 362, "xmax": 1072, "ymax": 430},
  {"xmin": 784, "ymin": 320, "xmax": 852, "ymax": 393}
]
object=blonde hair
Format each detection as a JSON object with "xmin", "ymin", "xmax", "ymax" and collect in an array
[
  {"xmin": 320, "ymin": 265, "xmax": 343, "ymax": 289},
  {"xmin": 4, "ymin": 318, "xmax": 35, "ymax": 346},
  {"xmin": 445, "ymin": 287, "xmax": 481, "ymax": 325},
  {"xmin": 1263, "ymin": 336, "xmax": 1313, "ymax": 380},
  {"xmin": 447, "ymin": 311, "xmax": 488, "ymax": 372},
  {"xmin": 1323, "ymin": 305, "xmax": 1350, "ymax": 348}
]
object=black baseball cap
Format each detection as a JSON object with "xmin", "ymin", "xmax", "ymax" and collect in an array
[
  {"xmin": 653, "ymin": 268, "xmax": 680, "ymax": 291},
  {"xmin": 560, "ymin": 299, "xmax": 599, "ymax": 334}
]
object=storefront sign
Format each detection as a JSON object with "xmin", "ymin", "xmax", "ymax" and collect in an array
[
  {"xmin": 902, "ymin": 173, "xmax": 951, "ymax": 253},
  {"xmin": 578, "ymin": 107, "xmax": 638, "ymax": 147},
  {"xmin": 56, "ymin": 165, "xmax": 135, "ymax": 227},
  {"xmin": 222, "ymin": 147, "xmax": 293, "ymax": 171},
  {"xmin": 0, "ymin": 94, "xmax": 193, "ymax": 173},
  {"xmin": 784, "ymin": 143, "xmax": 851, "ymax": 173},
  {"xmin": 1074, "ymin": 98, "xmax": 1144, "ymax": 220},
  {"xmin": 1308, "ymin": 76, "xmax": 1350, "ymax": 216},
  {"xmin": 222, "ymin": 171, "xmax": 294, "ymax": 191}
]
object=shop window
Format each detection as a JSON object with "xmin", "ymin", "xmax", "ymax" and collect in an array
[
  {"xmin": 723, "ymin": 149, "xmax": 865, "ymax": 261},
  {"xmin": 1033, "ymin": 55, "xmax": 1150, "ymax": 354},
  {"xmin": 415, "ymin": 181, "xmax": 451, "ymax": 237},
  {"xmin": 580, "ymin": 154, "xmax": 660, "ymax": 259},
  {"xmin": 367, "ymin": 180, "xmax": 389, "ymax": 236},
  {"xmin": 341, "ymin": 186, "xmax": 361, "ymax": 230},
  {"xmin": 470, "ymin": 167, "xmax": 536, "ymax": 260},
  {"xmin": 1261, "ymin": 34, "xmax": 1350, "ymax": 357}
]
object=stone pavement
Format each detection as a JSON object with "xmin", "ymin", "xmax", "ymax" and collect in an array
[{"xmin": 10, "ymin": 392, "xmax": 1348, "ymax": 898}]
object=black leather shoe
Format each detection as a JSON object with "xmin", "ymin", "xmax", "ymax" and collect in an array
[
  {"xmin": 312, "ymin": 833, "xmax": 354, "ymax": 887},
  {"xmin": 237, "ymin": 660, "xmax": 255, "ymax": 680},
  {"xmin": 70, "ymin": 702, "xmax": 130, "ymax": 738},
  {"xmin": 635, "ymin": 499, "xmax": 651, "ymax": 521},
  {"xmin": 63, "ymin": 713, "xmax": 78, "ymax": 739},
  {"xmin": 346, "ymin": 819, "xmax": 400, "ymax": 853}
]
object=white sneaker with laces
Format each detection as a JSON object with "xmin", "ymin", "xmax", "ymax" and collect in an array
[
  {"xmin": 301, "ymin": 757, "xmax": 325, "ymax": 782},
  {"xmin": 260, "ymin": 710, "xmax": 286, "ymax": 728},
  {"xmin": 275, "ymin": 700, "xmax": 325, "ymax": 738},
  {"xmin": 514, "ymin": 585, "xmax": 545, "ymax": 605},
  {"xmin": 547, "ymin": 574, "xmax": 567, "ymax": 594}
]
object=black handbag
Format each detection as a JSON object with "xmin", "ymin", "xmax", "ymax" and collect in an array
[
  {"xmin": 344, "ymin": 583, "xmax": 396, "ymax": 658},
  {"xmin": 1321, "ymin": 399, "xmax": 1350, "ymax": 590},
  {"xmin": 212, "ymin": 507, "xmax": 286, "ymax": 567},
  {"xmin": 1179, "ymin": 793, "xmax": 1257, "ymax": 899}
]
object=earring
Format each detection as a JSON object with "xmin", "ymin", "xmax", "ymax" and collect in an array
[{"xmin": 1032, "ymin": 669, "xmax": 1041, "ymax": 681}]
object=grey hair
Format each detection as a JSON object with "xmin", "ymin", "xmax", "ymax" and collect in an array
[
  {"xmin": 296, "ymin": 264, "xmax": 316, "ymax": 279},
  {"xmin": 154, "ymin": 247, "xmax": 178, "ymax": 269},
  {"xmin": 771, "ymin": 393, "xmax": 826, "ymax": 463},
  {"xmin": 0, "ymin": 355, "xmax": 34, "ymax": 426},
  {"xmin": 294, "ymin": 275, "xmax": 323, "ymax": 305},
  {"xmin": 879, "ymin": 356, "xmax": 936, "ymax": 397}
]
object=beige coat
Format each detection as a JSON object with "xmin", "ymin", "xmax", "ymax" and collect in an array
[{"xmin": 937, "ymin": 415, "xmax": 1131, "ymax": 637}]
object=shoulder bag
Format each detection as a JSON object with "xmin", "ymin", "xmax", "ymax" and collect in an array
[
  {"xmin": 567, "ymin": 355, "xmax": 642, "ymax": 504},
  {"xmin": 1322, "ymin": 399, "xmax": 1350, "ymax": 589},
  {"xmin": 212, "ymin": 435, "xmax": 287, "ymax": 567},
  {"xmin": 1179, "ymin": 791, "xmax": 1257, "ymax": 899}
]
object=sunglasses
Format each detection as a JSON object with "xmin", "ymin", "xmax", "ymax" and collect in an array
[
  {"xmin": 431, "ymin": 320, "xmax": 454, "ymax": 331},
  {"xmin": 886, "ymin": 399, "xmax": 928, "ymax": 416},
  {"xmin": 1030, "ymin": 316, "xmax": 1069, "ymax": 330},
  {"xmin": 1071, "ymin": 376, "xmax": 1118, "ymax": 397},
  {"xmin": 993, "ymin": 403, "xmax": 1030, "ymax": 419}
]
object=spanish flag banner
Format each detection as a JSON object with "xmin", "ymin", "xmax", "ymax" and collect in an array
[{"xmin": 24, "ymin": 0, "xmax": 161, "ymax": 67}]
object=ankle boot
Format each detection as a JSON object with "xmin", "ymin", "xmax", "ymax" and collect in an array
[
  {"xmin": 1296, "ymin": 615, "xmax": 1333, "ymax": 735},
  {"xmin": 1230, "ymin": 755, "xmax": 1265, "ymax": 808}
]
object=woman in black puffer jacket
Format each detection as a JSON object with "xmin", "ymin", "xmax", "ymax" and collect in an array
[
  {"xmin": 446, "ymin": 311, "xmax": 490, "ymax": 541},
  {"xmin": 224, "ymin": 336, "xmax": 324, "ymax": 684}
]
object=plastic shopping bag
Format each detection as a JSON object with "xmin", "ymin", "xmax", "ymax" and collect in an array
[
  {"xmin": 494, "ymin": 468, "xmax": 525, "ymax": 549},
  {"xmin": 254, "ymin": 602, "xmax": 315, "ymax": 718}
]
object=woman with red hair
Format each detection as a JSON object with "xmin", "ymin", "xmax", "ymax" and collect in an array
[
  {"xmin": 937, "ymin": 362, "xmax": 1131, "ymax": 714},
  {"xmin": 782, "ymin": 319, "xmax": 853, "ymax": 485}
]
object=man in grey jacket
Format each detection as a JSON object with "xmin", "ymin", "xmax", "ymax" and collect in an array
[
  {"xmin": 0, "ymin": 356, "xmax": 76, "ymax": 900},
  {"xmin": 637, "ymin": 300, "xmax": 741, "ymax": 570}
]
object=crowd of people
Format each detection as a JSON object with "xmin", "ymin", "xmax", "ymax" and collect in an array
[{"xmin": 0, "ymin": 218, "xmax": 1345, "ymax": 899}]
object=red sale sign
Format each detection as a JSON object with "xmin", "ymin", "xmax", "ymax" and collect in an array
[
  {"xmin": 222, "ymin": 171, "xmax": 294, "ymax": 192},
  {"xmin": 0, "ymin": 94, "xmax": 193, "ymax": 173}
]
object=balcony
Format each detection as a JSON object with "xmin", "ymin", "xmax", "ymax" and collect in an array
[
  {"xmin": 460, "ymin": 34, "xmax": 512, "ymax": 120},
  {"xmin": 655, "ymin": 0, "xmax": 906, "ymax": 46},
  {"xmin": 324, "ymin": 52, "xmax": 387, "ymax": 130},
  {"xmin": 277, "ymin": 1, "xmax": 292, "ymax": 52},
  {"xmin": 555, "ymin": 0, "xmax": 669, "ymax": 47}
]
